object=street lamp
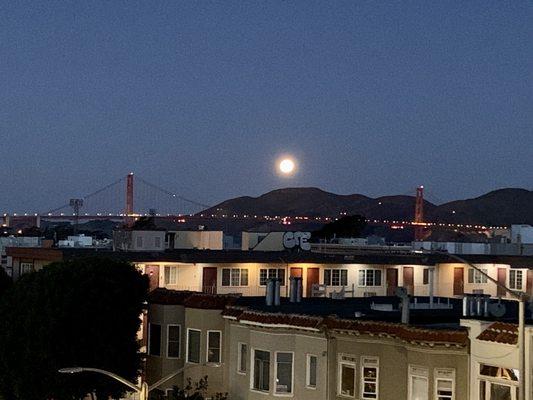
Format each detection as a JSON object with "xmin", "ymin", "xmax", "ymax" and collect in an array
[
  {"xmin": 417, "ymin": 250, "xmax": 528, "ymax": 400},
  {"xmin": 59, "ymin": 366, "xmax": 189, "ymax": 400}
]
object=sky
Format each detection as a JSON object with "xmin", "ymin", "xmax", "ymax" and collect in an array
[{"xmin": 1, "ymin": 1, "xmax": 532, "ymax": 213}]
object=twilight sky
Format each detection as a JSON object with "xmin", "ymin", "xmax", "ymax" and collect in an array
[{"xmin": 1, "ymin": 1, "xmax": 532, "ymax": 213}]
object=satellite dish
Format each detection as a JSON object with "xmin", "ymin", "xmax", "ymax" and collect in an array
[
  {"xmin": 489, "ymin": 302, "xmax": 506, "ymax": 318},
  {"xmin": 395, "ymin": 287, "xmax": 408, "ymax": 299}
]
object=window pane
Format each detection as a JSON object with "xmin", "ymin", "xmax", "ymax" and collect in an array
[
  {"xmin": 308, "ymin": 355, "xmax": 317, "ymax": 387},
  {"xmin": 341, "ymin": 270, "xmax": 348, "ymax": 286},
  {"xmin": 149, "ymin": 324, "xmax": 161, "ymax": 356},
  {"xmin": 279, "ymin": 269, "xmax": 286, "ymax": 286},
  {"xmin": 341, "ymin": 364, "xmax": 355, "ymax": 397},
  {"xmin": 374, "ymin": 270, "xmax": 381, "ymax": 286},
  {"xmin": 208, "ymin": 331, "xmax": 221, "ymax": 363},
  {"xmin": 260, "ymin": 269, "xmax": 267, "ymax": 285},
  {"xmin": 239, "ymin": 343, "xmax": 247, "ymax": 372},
  {"xmin": 231, "ymin": 269, "xmax": 240, "ymax": 286},
  {"xmin": 240, "ymin": 269, "xmax": 249, "ymax": 286},
  {"xmin": 366, "ymin": 270, "xmax": 374, "ymax": 286},
  {"xmin": 187, "ymin": 330, "xmax": 200, "ymax": 363},
  {"xmin": 253, "ymin": 350, "xmax": 270, "ymax": 391},
  {"xmin": 324, "ymin": 270, "xmax": 331, "ymax": 285},
  {"xmin": 359, "ymin": 270, "xmax": 365, "ymax": 286},
  {"xmin": 410, "ymin": 376, "xmax": 428, "ymax": 400},
  {"xmin": 222, "ymin": 269, "xmax": 230, "ymax": 286},
  {"xmin": 332, "ymin": 270, "xmax": 340, "ymax": 286},
  {"xmin": 168, "ymin": 325, "xmax": 180, "ymax": 358},
  {"xmin": 276, "ymin": 353, "xmax": 293, "ymax": 393}
]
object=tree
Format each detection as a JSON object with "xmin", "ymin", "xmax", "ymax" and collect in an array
[
  {"xmin": 0, "ymin": 267, "xmax": 12, "ymax": 298},
  {"xmin": 150, "ymin": 376, "xmax": 228, "ymax": 400},
  {"xmin": 312, "ymin": 214, "xmax": 367, "ymax": 241},
  {"xmin": 0, "ymin": 258, "xmax": 149, "ymax": 400}
]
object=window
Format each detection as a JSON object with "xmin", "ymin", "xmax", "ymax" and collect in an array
[
  {"xmin": 252, "ymin": 349, "xmax": 270, "ymax": 392},
  {"xmin": 423, "ymin": 269, "xmax": 429, "ymax": 285},
  {"xmin": 509, "ymin": 270, "xmax": 523, "ymax": 290},
  {"xmin": 238, "ymin": 343, "xmax": 247, "ymax": 373},
  {"xmin": 324, "ymin": 269, "xmax": 348, "ymax": 286},
  {"xmin": 155, "ymin": 236, "xmax": 162, "ymax": 248},
  {"xmin": 479, "ymin": 364, "xmax": 519, "ymax": 400},
  {"xmin": 222, "ymin": 268, "xmax": 248, "ymax": 286},
  {"xmin": 275, "ymin": 352, "xmax": 293, "ymax": 394},
  {"xmin": 259, "ymin": 268, "xmax": 286, "ymax": 286},
  {"xmin": 167, "ymin": 325, "xmax": 180, "ymax": 358},
  {"xmin": 468, "ymin": 268, "xmax": 488, "ymax": 284},
  {"xmin": 409, "ymin": 365, "xmax": 428, "ymax": 400},
  {"xmin": 338, "ymin": 354, "xmax": 357, "ymax": 397},
  {"xmin": 207, "ymin": 331, "xmax": 221, "ymax": 364},
  {"xmin": 187, "ymin": 329, "xmax": 201, "ymax": 363},
  {"xmin": 361, "ymin": 356, "xmax": 379, "ymax": 399},
  {"xmin": 136, "ymin": 236, "xmax": 143, "ymax": 248},
  {"xmin": 358, "ymin": 270, "xmax": 382, "ymax": 287},
  {"xmin": 20, "ymin": 262, "xmax": 34, "ymax": 275},
  {"xmin": 148, "ymin": 323, "xmax": 161, "ymax": 356},
  {"xmin": 306, "ymin": 354, "xmax": 317, "ymax": 389},
  {"xmin": 164, "ymin": 266, "xmax": 177, "ymax": 285},
  {"xmin": 435, "ymin": 369, "xmax": 455, "ymax": 400}
]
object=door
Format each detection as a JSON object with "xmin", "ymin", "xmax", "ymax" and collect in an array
[
  {"xmin": 527, "ymin": 270, "xmax": 533, "ymax": 295},
  {"xmin": 306, "ymin": 268, "xmax": 320, "ymax": 297},
  {"xmin": 145, "ymin": 265, "xmax": 160, "ymax": 291},
  {"xmin": 497, "ymin": 268, "xmax": 507, "ymax": 297},
  {"xmin": 290, "ymin": 267, "xmax": 303, "ymax": 278},
  {"xmin": 202, "ymin": 267, "xmax": 217, "ymax": 294},
  {"xmin": 386, "ymin": 268, "xmax": 399, "ymax": 296},
  {"xmin": 453, "ymin": 267, "xmax": 464, "ymax": 296},
  {"xmin": 403, "ymin": 267, "xmax": 414, "ymax": 295}
]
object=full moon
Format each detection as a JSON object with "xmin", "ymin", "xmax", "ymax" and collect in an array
[{"xmin": 279, "ymin": 158, "xmax": 295, "ymax": 174}]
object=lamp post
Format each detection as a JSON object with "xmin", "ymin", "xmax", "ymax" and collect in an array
[
  {"xmin": 59, "ymin": 366, "xmax": 189, "ymax": 400},
  {"xmin": 418, "ymin": 250, "xmax": 528, "ymax": 400}
]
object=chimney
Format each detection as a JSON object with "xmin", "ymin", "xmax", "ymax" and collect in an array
[
  {"xmin": 289, "ymin": 276, "xmax": 303, "ymax": 303},
  {"xmin": 266, "ymin": 278, "xmax": 281, "ymax": 306}
]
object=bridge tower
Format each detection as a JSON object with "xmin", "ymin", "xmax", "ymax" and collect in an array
[
  {"xmin": 125, "ymin": 173, "xmax": 134, "ymax": 225},
  {"xmin": 414, "ymin": 186, "xmax": 424, "ymax": 241}
]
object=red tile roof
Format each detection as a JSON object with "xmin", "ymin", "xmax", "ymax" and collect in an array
[
  {"xmin": 477, "ymin": 322, "xmax": 518, "ymax": 345},
  {"xmin": 237, "ymin": 311, "xmax": 323, "ymax": 330}
]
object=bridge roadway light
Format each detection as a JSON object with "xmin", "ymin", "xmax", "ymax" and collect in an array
[{"xmin": 415, "ymin": 250, "xmax": 527, "ymax": 400}]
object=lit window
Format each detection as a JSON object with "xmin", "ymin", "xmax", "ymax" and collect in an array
[
  {"xmin": 148, "ymin": 323, "xmax": 161, "ymax": 356},
  {"xmin": 222, "ymin": 268, "xmax": 248, "ymax": 287},
  {"xmin": 167, "ymin": 325, "xmax": 180, "ymax": 358},
  {"xmin": 338, "ymin": 354, "xmax": 357, "ymax": 397},
  {"xmin": 207, "ymin": 331, "xmax": 221, "ymax": 364},
  {"xmin": 187, "ymin": 329, "xmax": 201, "ymax": 363},
  {"xmin": 324, "ymin": 269, "xmax": 348, "ymax": 286},
  {"xmin": 306, "ymin": 354, "xmax": 317, "ymax": 388},
  {"xmin": 259, "ymin": 268, "xmax": 286, "ymax": 286},
  {"xmin": 358, "ymin": 270, "xmax": 382, "ymax": 287},
  {"xmin": 20, "ymin": 262, "xmax": 34, "ymax": 275},
  {"xmin": 361, "ymin": 356, "xmax": 379, "ymax": 399},
  {"xmin": 408, "ymin": 365, "xmax": 428, "ymax": 400},
  {"xmin": 435, "ymin": 369, "xmax": 455, "ymax": 400},
  {"xmin": 164, "ymin": 266, "xmax": 177, "ymax": 285},
  {"xmin": 238, "ymin": 343, "xmax": 247, "ymax": 373},
  {"xmin": 468, "ymin": 268, "xmax": 488, "ymax": 284},
  {"xmin": 509, "ymin": 270, "xmax": 523, "ymax": 290},
  {"xmin": 252, "ymin": 349, "xmax": 270, "ymax": 392},
  {"xmin": 275, "ymin": 352, "xmax": 293, "ymax": 394}
]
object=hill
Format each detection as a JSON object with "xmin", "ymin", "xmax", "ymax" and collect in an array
[{"xmin": 203, "ymin": 187, "xmax": 533, "ymax": 226}]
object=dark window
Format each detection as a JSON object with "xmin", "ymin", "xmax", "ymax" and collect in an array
[
  {"xmin": 149, "ymin": 324, "xmax": 161, "ymax": 356},
  {"xmin": 187, "ymin": 329, "xmax": 201, "ymax": 363},
  {"xmin": 222, "ymin": 269, "xmax": 230, "ymax": 286},
  {"xmin": 423, "ymin": 269, "xmax": 429, "ymax": 285},
  {"xmin": 207, "ymin": 331, "xmax": 221, "ymax": 363},
  {"xmin": 253, "ymin": 350, "xmax": 270, "ymax": 391},
  {"xmin": 167, "ymin": 325, "xmax": 180, "ymax": 358}
]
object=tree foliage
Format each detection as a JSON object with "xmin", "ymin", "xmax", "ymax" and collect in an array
[
  {"xmin": 0, "ymin": 258, "xmax": 149, "ymax": 400},
  {"xmin": 0, "ymin": 267, "xmax": 12, "ymax": 298},
  {"xmin": 312, "ymin": 214, "xmax": 367, "ymax": 241},
  {"xmin": 150, "ymin": 376, "xmax": 228, "ymax": 400}
]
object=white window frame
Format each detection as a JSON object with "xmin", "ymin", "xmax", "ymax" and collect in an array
[
  {"xmin": 166, "ymin": 324, "xmax": 181, "ymax": 359},
  {"xmin": 259, "ymin": 268, "xmax": 286, "ymax": 286},
  {"xmin": 164, "ymin": 266, "xmax": 178, "ymax": 285},
  {"xmin": 206, "ymin": 330, "xmax": 222, "ymax": 364},
  {"xmin": 274, "ymin": 351, "xmax": 294, "ymax": 396},
  {"xmin": 324, "ymin": 269, "xmax": 348, "ymax": 286},
  {"xmin": 360, "ymin": 356, "xmax": 379, "ymax": 400},
  {"xmin": 250, "ymin": 348, "xmax": 271, "ymax": 394},
  {"xmin": 237, "ymin": 342, "xmax": 247, "ymax": 375},
  {"xmin": 434, "ymin": 368, "xmax": 455, "ymax": 400},
  {"xmin": 148, "ymin": 323, "xmax": 162, "ymax": 357},
  {"xmin": 306, "ymin": 354, "xmax": 318, "ymax": 389},
  {"xmin": 358, "ymin": 269, "xmax": 382, "ymax": 287},
  {"xmin": 338, "ymin": 354, "xmax": 357, "ymax": 398},
  {"xmin": 468, "ymin": 268, "xmax": 488, "ymax": 284},
  {"xmin": 478, "ymin": 363, "xmax": 519, "ymax": 400},
  {"xmin": 509, "ymin": 270, "xmax": 524, "ymax": 291},
  {"xmin": 408, "ymin": 365, "xmax": 429, "ymax": 400},
  {"xmin": 20, "ymin": 262, "xmax": 34, "ymax": 275},
  {"xmin": 186, "ymin": 328, "xmax": 201, "ymax": 364},
  {"xmin": 222, "ymin": 268, "xmax": 249, "ymax": 287}
]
